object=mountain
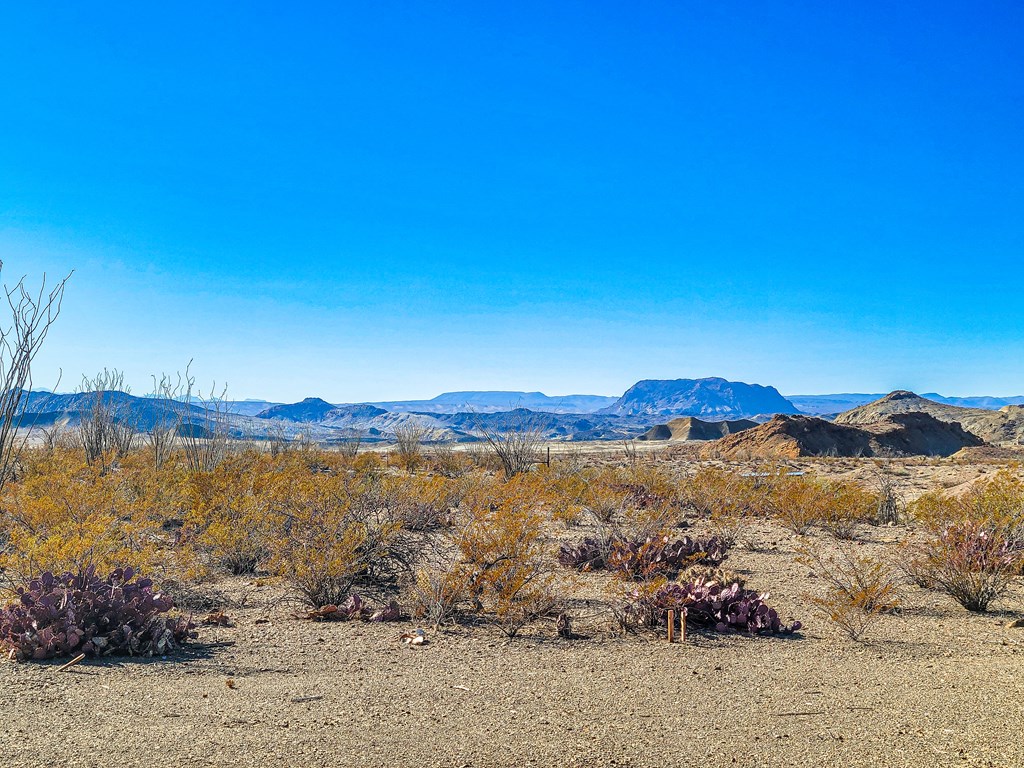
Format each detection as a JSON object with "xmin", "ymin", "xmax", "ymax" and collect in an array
[
  {"xmin": 788, "ymin": 392, "xmax": 1024, "ymax": 416},
  {"xmin": 435, "ymin": 408, "xmax": 645, "ymax": 441},
  {"xmin": 920, "ymin": 393, "xmax": 1024, "ymax": 409},
  {"xmin": 599, "ymin": 378, "xmax": 799, "ymax": 420},
  {"xmin": 367, "ymin": 391, "xmax": 617, "ymax": 414},
  {"xmin": 256, "ymin": 398, "xmax": 388, "ymax": 423},
  {"xmin": 18, "ymin": 390, "xmax": 203, "ymax": 432},
  {"xmin": 834, "ymin": 391, "xmax": 1024, "ymax": 445},
  {"xmin": 702, "ymin": 412, "xmax": 984, "ymax": 459},
  {"xmin": 638, "ymin": 417, "xmax": 757, "ymax": 442}
]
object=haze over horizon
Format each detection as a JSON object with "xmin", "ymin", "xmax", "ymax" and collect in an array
[{"xmin": 3, "ymin": 2, "xmax": 1022, "ymax": 402}]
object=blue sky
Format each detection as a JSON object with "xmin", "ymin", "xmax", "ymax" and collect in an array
[{"xmin": 1, "ymin": 2, "xmax": 1022, "ymax": 402}]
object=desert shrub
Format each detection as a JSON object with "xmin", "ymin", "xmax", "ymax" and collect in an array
[
  {"xmin": 796, "ymin": 541, "xmax": 900, "ymax": 640},
  {"xmin": 268, "ymin": 468, "xmax": 415, "ymax": 608},
  {"xmin": 769, "ymin": 474, "xmax": 826, "ymax": 535},
  {"xmin": 580, "ymin": 470, "xmax": 630, "ymax": 523},
  {"xmin": 767, "ymin": 475, "xmax": 873, "ymax": 538},
  {"xmin": 683, "ymin": 466, "xmax": 766, "ymax": 518},
  {"xmin": 453, "ymin": 482, "xmax": 557, "ymax": 637},
  {"xmin": 0, "ymin": 566, "xmax": 195, "ymax": 660},
  {"xmin": 184, "ymin": 452, "xmax": 281, "ymax": 575},
  {"xmin": 536, "ymin": 466, "xmax": 588, "ymax": 528},
  {"xmin": 815, "ymin": 481, "xmax": 877, "ymax": 540},
  {"xmin": 351, "ymin": 450, "xmax": 384, "ymax": 473},
  {"xmin": 479, "ymin": 419, "xmax": 542, "ymax": 479},
  {"xmin": 908, "ymin": 520, "xmax": 1023, "ymax": 612},
  {"xmin": 393, "ymin": 421, "xmax": 427, "ymax": 471},
  {"xmin": 409, "ymin": 561, "xmax": 473, "ymax": 629},
  {"xmin": 0, "ymin": 447, "xmax": 167, "ymax": 587},
  {"xmin": 621, "ymin": 576, "xmax": 801, "ymax": 636},
  {"xmin": 383, "ymin": 474, "xmax": 459, "ymax": 531},
  {"xmin": 909, "ymin": 472, "xmax": 1024, "ymax": 612},
  {"xmin": 869, "ymin": 465, "xmax": 905, "ymax": 525},
  {"xmin": 428, "ymin": 443, "xmax": 472, "ymax": 478},
  {"xmin": 681, "ymin": 466, "xmax": 772, "ymax": 547}
]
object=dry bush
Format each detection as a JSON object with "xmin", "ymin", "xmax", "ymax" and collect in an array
[
  {"xmin": 428, "ymin": 442, "xmax": 472, "ymax": 477},
  {"xmin": 393, "ymin": 420, "xmax": 427, "ymax": 472},
  {"xmin": 816, "ymin": 481, "xmax": 877, "ymax": 540},
  {"xmin": 797, "ymin": 539, "xmax": 901, "ymax": 641},
  {"xmin": 384, "ymin": 473, "xmax": 461, "ymax": 531},
  {"xmin": 580, "ymin": 468, "xmax": 629, "ymax": 523},
  {"xmin": 0, "ymin": 447, "xmax": 169, "ymax": 590},
  {"xmin": 766, "ymin": 475, "xmax": 873, "ymax": 538},
  {"xmin": 77, "ymin": 369, "xmax": 140, "ymax": 467},
  {"xmin": 681, "ymin": 466, "xmax": 767, "ymax": 546},
  {"xmin": 478, "ymin": 416, "xmax": 542, "ymax": 479},
  {"xmin": 408, "ymin": 545, "xmax": 473, "ymax": 629},
  {"xmin": 536, "ymin": 465, "xmax": 588, "ymax": 528},
  {"xmin": 869, "ymin": 464, "xmax": 905, "ymax": 525},
  {"xmin": 184, "ymin": 451, "xmax": 282, "ymax": 575},
  {"xmin": 267, "ymin": 460, "xmax": 415, "ymax": 608},
  {"xmin": 908, "ymin": 471, "xmax": 1024, "ymax": 612},
  {"xmin": 0, "ymin": 268, "xmax": 70, "ymax": 496},
  {"xmin": 619, "ymin": 464, "xmax": 683, "ymax": 537},
  {"xmin": 768, "ymin": 474, "xmax": 824, "ymax": 535},
  {"xmin": 452, "ymin": 480, "xmax": 557, "ymax": 637}
]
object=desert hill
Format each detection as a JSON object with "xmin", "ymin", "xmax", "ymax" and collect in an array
[
  {"xmin": 638, "ymin": 416, "xmax": 757, "ymax": 441},
  {"xmin": 257, "ymin": 398, "xmax": 388, "ymax": 424},
  {"xmin": 599, "ymin": 377, "xmax": 798, "ymax": 420},
  {"xmin": 701, "ymin": 412, "xmax": 984, "ymax": 459},
  {"xmin": 834, "ymin": 391, "xmax": 1024, "ymax": 445}
]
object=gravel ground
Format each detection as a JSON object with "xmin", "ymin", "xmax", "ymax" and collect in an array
[{"xmin": 4, "ymin": 530, "xmax": 1024, "ymax": 768}]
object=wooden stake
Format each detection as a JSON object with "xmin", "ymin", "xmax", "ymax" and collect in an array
[
  {"xmin": 55, "ymin": 653, "xmax": 86, "ymax": 673},
  {"xmin": 680, "ymin": 610, "xmax": 687, "ymax": 644},
  {"xmin": 667, "ymin": 609, "xmax": 675, "ymax": 642}
]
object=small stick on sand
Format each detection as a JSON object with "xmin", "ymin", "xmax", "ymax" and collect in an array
[
  {"xmin": 55, "ymin": 653, "xmax": 86, "ymax": 673},
  {"xmin": 667, "ymin": 610, "xmax": 675, "ymax": 643},
  {"xmin": 680, "ymin": 610, "xmax": 686, "ymax": 644},
  {"xmin": 772, "ymin": 711, "xmax": 826, "ymax": 717}
]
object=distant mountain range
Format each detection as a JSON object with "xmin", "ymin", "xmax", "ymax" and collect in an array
[
  {"xmin": 787, "ymin": 392, "xmax": 1024, "ymax": 416},
  {"xmin": 16, "ymin": 380, "xmax": 1024, "ymax": 444},
  {"xmin": 365, "ymin": 391, "xmax": 617, "ymax": 414}
]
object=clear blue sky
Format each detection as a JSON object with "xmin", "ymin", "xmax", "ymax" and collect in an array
[{"xmin": 1, "ymin": 2, "xmax": 1022, "ymax": 402}]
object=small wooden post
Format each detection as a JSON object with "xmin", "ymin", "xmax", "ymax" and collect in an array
[
  {"xmin": 680, "ymin": 609, "xmax": 687, "ymax": 644},
  {"xmin": 546, "ymin": 446, "xmax": 551, "ymax": 467},
  {"xmin": 667, "ymin": 609, "xmax": 675, "ymax": 643}
]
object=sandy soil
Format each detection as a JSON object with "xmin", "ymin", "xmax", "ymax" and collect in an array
[{"xmin": 3, "ymin": 458, "xmax": 1024, "ymax": 768}]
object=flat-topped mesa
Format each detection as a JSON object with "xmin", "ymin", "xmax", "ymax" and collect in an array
[{"xmin": 599, "ymin": 377, "xmax": 799, "ymax": 420}]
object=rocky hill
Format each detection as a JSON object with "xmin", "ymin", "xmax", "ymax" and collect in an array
[
  {"xmin": 638, "ymin": 416, "xmax": 757, "ymax": 442},
  {"xmin": 599, "ymin": 377, "xmax": 798, "ymax": 420},
  {"xmin": 701, "ymin": 412, "xmax": 984, "ymax": 459},
  {"xmin": 834, "ymin": 391, "xmax": 1024, "ymax": 445}
]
